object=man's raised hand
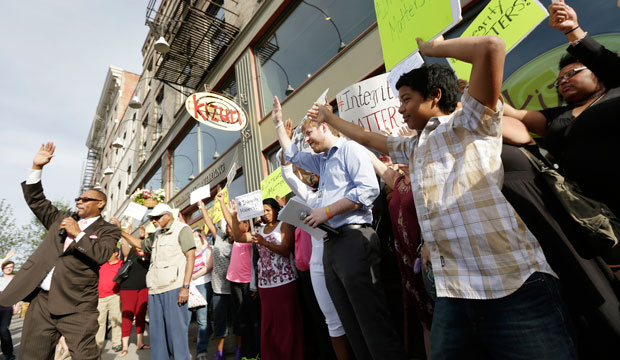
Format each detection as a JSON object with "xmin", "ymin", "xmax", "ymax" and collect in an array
[
  {"xmin": 272, "ymin": 96, "xmax": 283, "ymax": 126},
  {"xmin": 33, "ymin": 142, "xmax": 55, "ymax": 170}
]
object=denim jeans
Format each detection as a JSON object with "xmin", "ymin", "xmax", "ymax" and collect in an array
[
  {"xmin": 212, "ymin": 293, "xmax": 231, "ymax": 338},
  {"xmin": 430, "ymin": 272, "xmax": 576, "ymax": 360},
  {"xmin": 194, "ymin": 282, "xmax": 213, "ymax": 356}
]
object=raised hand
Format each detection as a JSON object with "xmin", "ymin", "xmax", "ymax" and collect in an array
[
  {"xmin": 548, "ymin": 0, "xmax": 579, "ymax": 33},
  {"xmin": 284, "ymin": 118, "xmax": 294, "ymax": 139},
  {"xmin": 306, "ymin": 103, "xmax": 332, "ymax": 124},
  {"xmin": 139, "ymin": 225, "xmax": 147, "ymax": 239},
  {"xmin": 457, "ymin": 79, "xmax": 469, "ymax": 95},
  {"xmin": 397, "ymin": 126, "xmax": 416, "ymax": 137},
  {"xmin": 272, "ymin": 96, "xmax": 283, "ymax": 126},
  {"xmin": 33, "ymin": 142, "xmax": 55, "ymax": 170},
  {"xmin": 4, "ymin": 249, "xmax": 16, "ymax": 260},
  {"xmin": 275, "ymin": 195, "xmax": 287, "ymax": 207},
  {"xmin": 416, "ymin": 35, "xmax": 444, "ymax": 57},
  {"xmin": 110, "ymin": 217, "xmax": 122, "ymax": 228}
]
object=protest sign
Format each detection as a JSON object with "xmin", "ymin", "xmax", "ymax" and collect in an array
[
  {"xmin": 387, "ymin": 52, "xmax": 425, "ymax": 98},
  {"xmin": 235, "ymin": 190, "xmax": 265, "ymax": 221},
  {"xmin": 261, "ymin": 167, "xmax": 292, "ymax": 200},
  {"xmin": 448, "ymin": 0, "xmax": 548, "ymax": 81},
  {"xmin": 207, "ymin": 187, "xmax": 229, "ymax": 224},
  {"xmin": 190, "ymin": 184, "xmax": 211, "ymax": 205},
  {"xmin": 374, "ymin": 0, "xmax": 461, "ymax": 70},
  {"xmin": 226, "ymin": 161, "xmax": 237, "ymax": 187},
  {"xmin": 123, "ymin": 202, "xmax": 148, "ymax": 221},
  {"xmin": 336, "ymin": 73, "xmax": 407, "ymax": 134}
]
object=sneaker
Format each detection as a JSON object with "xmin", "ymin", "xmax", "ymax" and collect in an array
[
  {"xmin": 214, "ymin": 350, "xmax": 225, "ymax": 360},
  {"xmin": 112, "ymin": 345, "xmax": 123, "ymax": 352}
]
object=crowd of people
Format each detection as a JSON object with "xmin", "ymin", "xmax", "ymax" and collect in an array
[{"xmin": 1, "ymin": 1, "xmax": 619, "ymax": 360}]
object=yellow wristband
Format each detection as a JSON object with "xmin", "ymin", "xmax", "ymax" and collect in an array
[{"xmin": 325, "ymin": 206, "xmax": 333, "ymax": 219}]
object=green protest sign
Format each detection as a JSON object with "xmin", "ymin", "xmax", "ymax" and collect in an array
[
  {"xmin": 449, "ymin": 0, "xmax": 548, "ymax": 81},
  {"xmin": 260, "ymin": 167, "xmax": 292, "ymax": 200},
  {"xmin": 374, "ymin": 0, "xmax": 461, "ymax": 70}
]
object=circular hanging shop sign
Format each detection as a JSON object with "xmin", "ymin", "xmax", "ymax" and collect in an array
[{"xmin": 185, "ymin": 92, "xmax": 248, "ymax": 131}]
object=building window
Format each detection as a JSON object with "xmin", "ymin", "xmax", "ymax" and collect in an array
[
  {"xmin": 265, "ymin": 146, "xmax": 282, "ymax": 174},
  {"xmin": 172, "ymin": 127, "xmax": 199, "ymax": 195},
  {"xmin": 255, "ymin": 0, "xmax": 376, "ymax": 115},
  {"xmin": 144, "ymin": 165, "xmax": 162, "ymax": 191},
  {"xmin": 126, "ymin": 165, "xmax": 132, "ymax": 189},
  {"xmin": 140, "ymin": 116, "xmax": 149, "ymax": 162}
]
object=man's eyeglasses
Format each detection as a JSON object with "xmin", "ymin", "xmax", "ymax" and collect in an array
[
  {"xmin": 150, "ymin": 215, "xmax": 163, "ymax": 220},
  {"xmin": 75, "ymin": 197, "xmax": 102, "ymax": 203},
  {"xmin": 553, "ymin": 66, "xmax": 588, "ymax": 88}
]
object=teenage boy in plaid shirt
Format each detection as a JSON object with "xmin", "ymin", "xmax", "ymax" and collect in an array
[{"xmin": 308, "ymin": 35, "xmax": 576, "ymax": 359}]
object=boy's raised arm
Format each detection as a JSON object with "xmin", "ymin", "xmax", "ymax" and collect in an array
[{"xmin": 417, "ymin": 36, "xmax": 505, "ymax": 110}]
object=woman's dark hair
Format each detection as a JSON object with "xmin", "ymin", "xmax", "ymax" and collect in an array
[
  {"xmin": 262, "ymin": 198, "xmax": 281, "ymax": 220},
  {"xmin": 2, "ymin": 261, "xmax": 14, "ymax": 270},
  {"xmin": 558, "ymin": 52, "xmax": 579, "ymax": 70},
  {"xmin": 395, "ymin": 63, "xmax": 459, "ymax": 113}
]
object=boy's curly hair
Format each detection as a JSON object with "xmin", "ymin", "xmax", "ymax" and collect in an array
[{"xmin": 396, "ymin": 63, "xmax": 459, "ymax": 113}]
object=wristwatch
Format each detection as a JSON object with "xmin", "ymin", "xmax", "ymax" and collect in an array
[{"xmin": 183, "ymin": 284, "xmax": 190, "ymax": 289}]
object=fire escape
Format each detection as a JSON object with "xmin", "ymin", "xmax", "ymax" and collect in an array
[{"xmin": 147, "ymin": 0, "xmax": 240, "ymax": 90}]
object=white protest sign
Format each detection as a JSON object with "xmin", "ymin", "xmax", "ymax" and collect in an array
[
  {"xmin": 190, "ymin": 184, "xmax": 211, "ymax": 205},
  {"xmin": 226, "ymin": 161, "xmax": 237, "ymax": 187},
  {"xmin": 123, "ymin": 203, "xmax": 148, "ymax": 221},
  {"xmin": 336, "ymin": 73, "xmax": 407, "ymax": 135},
  {"xmin": 235, "ymin": 190, "xmax": 265, "ymax": 221},
  {"xmin": 387, "ymin": 52, "xmax": 425, "ymax": 98},
  {"xmin": 314, "ymin": 88, "xmax": 329, "ymax": 106}
]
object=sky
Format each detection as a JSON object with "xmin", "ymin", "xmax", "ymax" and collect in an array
[{"xmin": 0, "ymin": 1, "xmax": 149, "ymax": 226}]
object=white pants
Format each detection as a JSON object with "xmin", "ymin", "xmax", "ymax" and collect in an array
[{"xmin": 309, "ymin": 236, "xmax": 345, "ymax": 337}]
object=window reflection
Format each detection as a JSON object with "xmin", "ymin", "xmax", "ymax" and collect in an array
[
  {"xmin": 172, "ymin": 128, "xmax": 198, "ymax": 195},
  {"xmin": 256, "ymin": 0, "xmax": 376, "ymax": 115},
  {"xmin": 144, "ymin": 165, "xmax": 162, "ymax": 191}
]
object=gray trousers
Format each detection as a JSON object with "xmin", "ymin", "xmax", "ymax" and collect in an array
[
  {"xmin": 148, "ymin": 288, "xmax": 190, "ymax": 360},
  {"xmin": 323, "ymin": 226, "xmax": 407, "ymax": 360}
]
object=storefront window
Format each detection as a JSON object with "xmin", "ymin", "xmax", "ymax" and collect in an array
[
  {"xmin": 143, "ymin": 165, "xmax": 162, "ymax": 191},
  {"xmin": 256, "ymin": 0, "xmax": 376, "ymax": 115},
  {"xmin": 172, "ymin": 128, "xmax": 198, "ymax": 195}
]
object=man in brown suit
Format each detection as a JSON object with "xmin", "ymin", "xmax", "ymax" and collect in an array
[{"xmin": 0, "ymin": 142, "xmax": 120, "ymax": 359}]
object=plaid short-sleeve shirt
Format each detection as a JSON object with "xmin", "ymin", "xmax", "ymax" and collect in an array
[{"xmin": 388, "ymin": 90, "xmax": 555, "ymax": 300}]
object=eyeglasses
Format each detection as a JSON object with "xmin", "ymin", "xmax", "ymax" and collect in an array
[
  {"xmin": 150, "ymin": 215, "xmax": 163, "ymax": 220},
  {"xmin": 553, "ymin": 66, "xmax": 588, "ymax": 88},
  {"xmin": 75, "ymin": 197, "xmax": 102, "ymax": 203}
]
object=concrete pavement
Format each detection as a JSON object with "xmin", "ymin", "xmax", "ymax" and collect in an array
[{"xmin": 7, "ymin": 313, "xmax": 227, "ymax": 359}]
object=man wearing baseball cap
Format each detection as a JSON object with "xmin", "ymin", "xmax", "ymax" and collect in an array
[{"xmin": 121, "ymin": 203, "xmax": 196, "ymax": 360}]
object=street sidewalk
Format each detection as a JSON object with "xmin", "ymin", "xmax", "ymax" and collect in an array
[{"xmin": 8, "ymin": 314, "xmax": 221, "ymax": 359}]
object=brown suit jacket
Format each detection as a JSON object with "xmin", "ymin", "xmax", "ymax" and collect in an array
[{"xmin": 0, "ymin": 181, "xmax": 120, "ymax": 315}]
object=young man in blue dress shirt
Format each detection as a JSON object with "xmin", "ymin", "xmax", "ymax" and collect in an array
[{"xmin": 273, "ymin": 97, "xmax": 407, "ymax": 360}]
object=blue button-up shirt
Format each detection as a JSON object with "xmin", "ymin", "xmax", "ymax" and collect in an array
[{"xmin": 284, "ymin": 138, "xmax": 379, "ymax": 228}]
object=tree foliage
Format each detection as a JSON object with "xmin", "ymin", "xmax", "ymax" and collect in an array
[
  {"xmin": 0, "ymin": 199, "xmax": 19, "ymax": 260},
  {"xmin": 0, "ymin": 198, "xmax": 70, "ymax": 267}
]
